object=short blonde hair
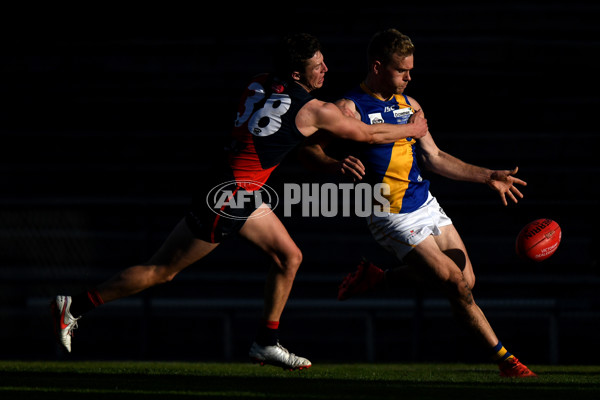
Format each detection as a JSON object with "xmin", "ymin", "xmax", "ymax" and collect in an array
[{"xmin": 367, "ymin": 28, "xmax": 414, "ymax": 65}]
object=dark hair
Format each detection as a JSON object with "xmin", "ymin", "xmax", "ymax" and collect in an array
[
  {"xmin": 273, "ymin": 33, "xmax": 322, "ymax": 80},
  {"xmin": 367, "ymin": 28, "xmax": 414, "ymax": 65}
]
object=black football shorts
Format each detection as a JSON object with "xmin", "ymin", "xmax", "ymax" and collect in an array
[{"xmin": 185, "ymin": 176, "xmax": 265, "ymax": 243}]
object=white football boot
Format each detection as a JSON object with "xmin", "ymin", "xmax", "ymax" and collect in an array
[
  {"xmin": 249, "ymin": 341, "xmax": 311, "ymax": 371},
  {"xmin": 50, "ymin": 295, "xmax": 80, "ymax": 353}
]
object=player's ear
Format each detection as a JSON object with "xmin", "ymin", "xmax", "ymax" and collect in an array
[
  {"xmin": 372, "ymin": 60, "xmax": 382, "ymax": 75},
  {"xmin": 291, "ymin": 71, "xmax": 301, "ymax": 82}
]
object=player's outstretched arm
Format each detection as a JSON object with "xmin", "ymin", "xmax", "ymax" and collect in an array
[
  {"xmin": 410, "ymin": 96, "xmax": 526, "ymax": 206},
  {"xmin": 420, "ymin": 135, "xmax": 527, "ymax": 206},
  {"xmin": 298, "ymin": 100, "xmax": 428, "ymax": 144}
]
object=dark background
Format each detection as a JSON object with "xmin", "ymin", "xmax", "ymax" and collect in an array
[{"xmin": 1, "ymin": 3, "xmax": 599, "ymax": 364}]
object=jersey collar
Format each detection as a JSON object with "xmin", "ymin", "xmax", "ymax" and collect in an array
[{"xmin": 360, "ymin": 82, "xmax": 394, "ymax": 101}]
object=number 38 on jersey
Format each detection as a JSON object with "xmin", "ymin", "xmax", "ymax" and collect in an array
[{"xmin": 234, "ymin": 81, "xmax": 292, "ymax": 137}]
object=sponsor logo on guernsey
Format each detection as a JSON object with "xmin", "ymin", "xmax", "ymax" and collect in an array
[
  {"xmin": 393, "ymin": 108, "xmax": 413, "ymax": 124},
  {"xmin": 368, "ymin": 113, "xmax": 385, "ymax": 124}
]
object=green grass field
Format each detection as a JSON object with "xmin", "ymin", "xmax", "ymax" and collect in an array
[{"xmin": 1, "ymin": 361, "xmax": 598, "ymax": 400}]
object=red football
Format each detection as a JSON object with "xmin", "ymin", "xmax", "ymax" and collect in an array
[{"xmin": 515, "ymin": 218, "xmax": 561, "ymax": 262}]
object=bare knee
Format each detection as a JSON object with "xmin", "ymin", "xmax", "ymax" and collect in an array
[
  {"xmin": 441, "ymin": 269, "xmax": 474, "ymax": 307},
  {"xmin": 285, "ymin": 247, "xmax": 303, "ymax": 272},
  {"xmin": 443, "ymin": 248, "xmax": 475, "ymax": 289},
  {"xmin": 275, "ymin": 247, "xmax": 303, "ymax": 277}
]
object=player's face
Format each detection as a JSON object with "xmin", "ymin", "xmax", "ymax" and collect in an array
[
  {"xmin": 298, "ymin": 51, "xmax": 328, "ymax": 92},
  {"xmin": 380, "ymin": 53, "xmax": 413, "ymax": 94}
]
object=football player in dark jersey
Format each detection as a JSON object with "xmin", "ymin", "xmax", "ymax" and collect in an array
[{"xmin": 51, "ymin": 33, "xmax": 428, "ymax": 370}]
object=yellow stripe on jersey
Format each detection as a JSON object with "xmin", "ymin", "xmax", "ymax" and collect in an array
[
  {"xmin": 381, "ymin": 140, "xmax": 414, "ymax": 213},
  {"xmin": 381, "ymin": 94, "xmax": 415, "ymax": 213}
]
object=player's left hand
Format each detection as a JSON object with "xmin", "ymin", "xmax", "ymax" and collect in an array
[{"xmin": 486, "ymin": 166, "xmax": 527, "ymax": 206}]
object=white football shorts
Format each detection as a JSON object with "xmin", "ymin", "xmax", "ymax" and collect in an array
[{"xmin": 366, "ymin": 192, "xmax": 452, "ymax": 261}]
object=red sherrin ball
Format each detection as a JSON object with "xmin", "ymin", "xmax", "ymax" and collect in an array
[{"xmin": 515, "ymin": 218, "xmax": 562, "ymax": 262}]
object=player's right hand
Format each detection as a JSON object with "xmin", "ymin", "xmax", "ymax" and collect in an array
[{"xmin": 338, "ymin": 155, "xmax": 365, "ymax": 181}]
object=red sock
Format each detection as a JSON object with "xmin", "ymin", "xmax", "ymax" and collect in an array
[{"xmin": 265, "ymin": 320, "xmax": 280, "ymax": 330}]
